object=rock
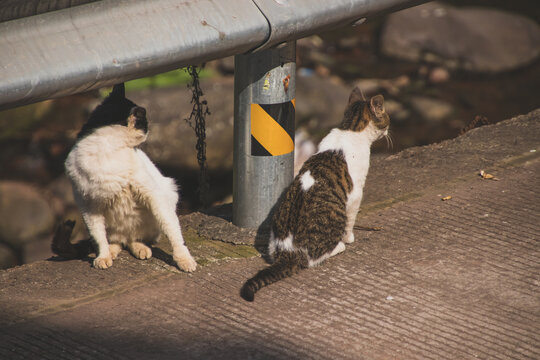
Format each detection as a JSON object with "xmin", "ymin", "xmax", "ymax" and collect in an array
[
  {"xmin": 409, "ymin": 96, "xmax": 453, "ymax": 123},
  {"xmin": 131, "ymin": 77, "xmax": 236, "ymax": 171},
  {"xmin": 297, "ymin": 35, "xmax": 335, "ymax": 69},
  {"xmin": 297, "ymin": 35, "xmax": 324, "ymax": 50},
  {"xmin": 384, "ymin": 99, "xmax": 410, "ymax": 122},
  {"xmin": 0, "ymin": 181, "xmax": 55, "ymax": 247},
  {"xmin": 418, "ymin": 66, "xmax": 429, "ymax": 77},
  {"xmin": 429, "ymin": 67, "xmax": 450, "ymax": 84},
  {"xmin": 44, "ymin": 176, "xmax": 89, "ymax": 242},
  {"xmin": 353, "ymin": 79, "xmax": 381, "ymax": 97},
  {"xmin": 337, "ymin": 36, "xmax": 359, "ymax": 50},
  {"xmin": 353, "ymin": 75, "xmax": 410, "ymax": 97},
  {"xmin": 182, "ymin": 211, "xmax": 256, "ymax": 245},
  {"xmin": 315, "ymin": 64, "xmax": 330, "ymax": 77},
  {"xmin": 295, "ymin": 74, "xmax": 350, "ymax": 137},
  {"xmin": 46, "ymin": 175, "xmax": 75, "ymax": 215},
  {"xmin": 381, "ymin": 2, "xmax": 540, "ymax": 72},
  {"xmin": 0, "ymin": 243, "xmax": 18, "ymax": 269}
]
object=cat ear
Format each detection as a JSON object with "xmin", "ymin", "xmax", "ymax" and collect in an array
[
  {"xmin": 370, "ymin": 94, "xmax": 385, "ymax": 117},
  {"xmin": 348, "ymin": 86, "xmax": 366, "ymax": 105},
  {"xmin": 110, "ymin": 83, "xmax": 125, "ymax": 99}
]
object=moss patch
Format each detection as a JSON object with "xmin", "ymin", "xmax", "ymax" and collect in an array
[
  {"xmin": 99, "ymin": 68, "xmax": 215, "ymax": 97},
  {"xmin": 183, "ymin": 227, "xmax": 259, "ymax": 266}
]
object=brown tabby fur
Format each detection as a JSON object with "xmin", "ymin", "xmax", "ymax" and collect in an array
[{"xmin": 241, "ymin": 90, "xmax": 389, "ymax": 301}]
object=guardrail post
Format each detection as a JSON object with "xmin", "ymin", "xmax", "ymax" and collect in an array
[{"xmin": 233, "ymin": 41, "xmax": 296, "ymax": 228}]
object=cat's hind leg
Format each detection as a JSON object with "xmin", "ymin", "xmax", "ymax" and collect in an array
[
  {"xmin": 128, "ymin": 241, "xmax": 152, "ymax": 260},
  {"xmin": 109, "ymin": 243, "xmax": 122, "ymax": 259},
  {"xmin": 343, "ymin": 196, "xmax": 362, "ymax": 244},
  {"xmin": 330, "ymin": 241, "xmax": 346, "ymax": 257}
]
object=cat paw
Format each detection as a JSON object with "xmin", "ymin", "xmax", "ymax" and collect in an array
[
  {"xmin": 128, "ymin": 242, "xmax": 152, "ymax": 260},
  {"xmin": 93, "ymin": 256, "xmax": 113, "ymax": 269},
  {"xmin": 343, "ymin": 232, "xmax": 355, "ymax": 244},
  {"xmin": 174, "ymin": 254, "xmax": 197, "ymax": 272}
]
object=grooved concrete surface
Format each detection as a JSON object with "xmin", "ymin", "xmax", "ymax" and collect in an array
[{"xmin": 1, "ymin": 111, "xmax": 539, "ymax": 359}]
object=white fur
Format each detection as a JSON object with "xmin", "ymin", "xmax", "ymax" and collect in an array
[
  {"xmin": 268, "ymin": 231, "xmax": 295, "ymax": 259},
  {"xmin": 318, "ymin": 123, "xmax": 383, "ymax": 244},
  {"xmin": 269, "ymin": 229, "xmax": 347, "ymax": 267},
  {"xmin": 65, "ymin": 125, "xmax": 196, "ymax": 272},
  {"xmin": 300, "ymin": 170, "xmax": 315, "ymax": 191},
  {"xmin": 268, "ymin": 122, "xmax": 385, "ymax": 267},
  {"xmin": 276, "ymin": 233, "xmax": 295, "ymax": 252},
  {"xmin": 308, "ymin": 241, "xmax": 346, "ymax": 267}
]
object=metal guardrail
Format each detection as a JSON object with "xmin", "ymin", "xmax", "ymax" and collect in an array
[
  {"xmin": 0, "ymin": 0, "xmax": 427, "ymax": 227},
  {"xmin": 0, "ymin": 0, "xmax": 269, "ymax": 110},
  {"xmin": 252, "ymin": 0, "xmax": 424, "ymax": 50},
  {"xmin": 0, "ymin": 0, "xmax": 425, "ymax": 111}
]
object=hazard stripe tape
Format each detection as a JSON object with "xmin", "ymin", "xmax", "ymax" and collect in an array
[{"xmin": 251, "ymin": 99, "xmax": 295, "ymax": 156}]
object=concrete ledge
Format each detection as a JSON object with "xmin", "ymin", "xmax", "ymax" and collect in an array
[{"xmin": 0, "ymin": 109, "xmax": 538, "ymax": 359}]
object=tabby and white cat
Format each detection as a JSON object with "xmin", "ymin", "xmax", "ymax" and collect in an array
[
  {"xmin": 241, "ymin": 88, "xmax": 389, "ymax": 301},
  {"xmin": 54, "ymin": 84, "xmax": 197, "ymax": 272}
]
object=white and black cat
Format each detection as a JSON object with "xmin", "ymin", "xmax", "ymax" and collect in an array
[
  {"xmin": 52, "ymin": 84, "xmax": 197, "ymax": 272},
  {"xmin": 241, "ymin": 88, "xmax": 390, "ymax": 301}
]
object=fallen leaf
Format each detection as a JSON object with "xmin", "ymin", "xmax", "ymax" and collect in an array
[
  {"xmin": 441, "ymin": 196, "xmax": 452, "ymax": 201},
  {"xmin": 479, "ymin": 170, "xmax": 499, "ymax": 181}
]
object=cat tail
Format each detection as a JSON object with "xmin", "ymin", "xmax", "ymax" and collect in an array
[
  {"xmin": 51, "ymin": 220, "xmax": 94, "ymax": 259},
  {"xmin": 240, "ymin": 251, "xmax": 308, "ymax": 302}
]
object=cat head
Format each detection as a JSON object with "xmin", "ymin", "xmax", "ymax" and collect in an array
[
  {"xmin": 77, "ymin": 84, "xmax": 148, "ymax": 142},
  {"xmin": 339, "ymin": 87, "xmax": 390, "ymax": 140}
]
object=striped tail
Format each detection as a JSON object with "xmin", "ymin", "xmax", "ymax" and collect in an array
[
  {"xmin": 51, "ymin": 220, "xmax": 94, "ymax": 259},
  {"xmin": 240, "ymin": 251, "xmax": 308, "ymax": 302}
]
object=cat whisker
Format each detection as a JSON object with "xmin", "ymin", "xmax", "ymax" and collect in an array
[{"xmin": 384, "ymin": 132, "xmax": 394, "ymax": 150}]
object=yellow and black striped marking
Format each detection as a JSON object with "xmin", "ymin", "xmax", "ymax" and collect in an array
[{"xmin": 251, "ymin": 99, "xmax": 295, "ymax": 156}]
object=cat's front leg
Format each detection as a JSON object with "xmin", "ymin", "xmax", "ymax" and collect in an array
[
  {"xmin": 163, "ymin": 218, "xmax": 197, "ymax": 272},
  {"xmin": 172, "ymin": 241, "xmax": 197, "ymax": 273},
  {"xmin": 133, "ymin": 156, "xmax": 197, "ymax": 272},
  {"xmin": 82, "ymin": 211, "xmax": 113, "ymax": 269},
  {"xmin": 143, "ymin": 191, "xmax": 197, "ymax": 272},
  {"xmin": 343, "ymin": 194, "xmax": 362, "ymax": 244}
]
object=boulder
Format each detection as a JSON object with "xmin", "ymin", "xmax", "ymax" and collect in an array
[
  {"xmin": 0, "ymin": 181, "xmax": 55, "ymax": 247},
  {"xmin": 428, "ymin": 67, "xmax": 450, "ymax": 84},
  {"xmin": 384, "ymin": 99, "xmax": 410, "ymax": 123},
  {"xmin": 295, "ymin": 74, "xmax": 350, "ymax": 137},
  {"xmin": 353, "ymin": 75, "xmax": 410, "ymax": 97},
  {"xmin": 381, "ymin": 2, "xmax": 540, "ymax": 72},
  {"xmin": 409, "ymin": 96, "xmax": 453, "ymax": 123},
  {"xmin": 0, "ymin": 243, "xmax": 17, "ymax": 269}
]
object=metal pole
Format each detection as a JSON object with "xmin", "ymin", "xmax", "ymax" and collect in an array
[{"xmin": 233, "ymin": 41, "xmax": 296, "ymax": 228}]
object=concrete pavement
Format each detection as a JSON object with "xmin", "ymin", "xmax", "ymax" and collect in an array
[{"xmin": 1, "ymin": 109, "xmax": 539, "ymax": 359}]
